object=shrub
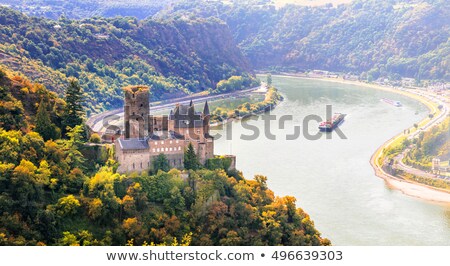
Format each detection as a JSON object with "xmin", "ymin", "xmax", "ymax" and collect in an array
[{"xmin": 89, "ymin": 133, "xmax": 101, "ymax": 143}]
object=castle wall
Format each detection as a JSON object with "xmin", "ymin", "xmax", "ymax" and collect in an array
[
  {"xmin": 174, "ymin": 127, "xmax": 206, "ymax": 142},
  {"xmin": 116, "ymin": 148, "xmax": 150, "ymax": 173},
  {"xmin": 149, "ymin": 115, "xmax": 168, "ymax": 134},
  {"xmin": 150, "ymin": 153, "xmax": 184, "ymax": 170},
  {"xmin": 149, "ymin": 139, "xmax": 185, "ymax": 156}
]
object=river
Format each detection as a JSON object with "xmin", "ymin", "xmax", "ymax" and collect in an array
[{"xmin": 211, "ymin": 75, "xmax": 450, "ymax": 245}]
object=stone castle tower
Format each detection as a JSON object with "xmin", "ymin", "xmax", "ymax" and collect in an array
[
  {"xmin": 115, "ymin": 85, "xmax": 222, "ymax": 173},
  {"xmin": 123, "ymin": 85, "xmax": 149, "ymax": 139}
]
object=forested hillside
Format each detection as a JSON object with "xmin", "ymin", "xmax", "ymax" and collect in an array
[
  {"xmin": 0, "ymin": 0, "xmax": 179, "ymax": 20},
  {"xmin": 0, "ymin": 69, "xmax": 328, "ymax": 246},
  {"xmin": 0, "ymin": 7, "xmax": 255, "ymax": 114},
  {"xmin": 160, "ymin": 0, "xmax": 449, "ymax": 81},
  {"xmin": 4, "ymin": 1, "xmax": 448, "ymax": 81}
]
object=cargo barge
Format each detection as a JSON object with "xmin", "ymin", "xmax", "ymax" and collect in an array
[{"xmin": 319, "ymin": 113, "xmax": 346, "ymax": 132}]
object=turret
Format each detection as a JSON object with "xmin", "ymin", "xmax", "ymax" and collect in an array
[
  {"xmin": 203, "ymin": 100, "xmax": 210, "ymax": 116},
  {"xmin": 203, "ymin": 101, "xmax": 210, "ymax": 133}
]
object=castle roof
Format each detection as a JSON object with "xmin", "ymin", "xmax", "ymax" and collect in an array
[
  {"xmin": 171, "ymin": 102, "xmax": 204, "ymax": 128},
  {"xmin": 176, "ymin": 120, "xmax": 204, "ymax": 128},
  {"xmin": 117, "ymin": 138, "xmax": 149, "ymax": 150},
  {"xmin": 174, "ymin": 104, "xmax": 192, "ymax": 116},
  {"xmin": 203, "ymin": 101, "xmax": 210, "ymax": 116},
  {"xmin": 148, "ymin": 131, "xmax": 185, "ymax": 140}
]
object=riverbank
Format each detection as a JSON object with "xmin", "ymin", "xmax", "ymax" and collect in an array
[
  {"xmin": 211, "ymin": 86, "xmax": 284, "ymax": 128},
  {"xmin": 269, "ymin": 73, "xmax": 450, "ymax": 204}
]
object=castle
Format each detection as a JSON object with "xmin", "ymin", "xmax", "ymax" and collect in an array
[{"xmin": 115, "ymin": 86, "xmax": 215, "ymax": 173}]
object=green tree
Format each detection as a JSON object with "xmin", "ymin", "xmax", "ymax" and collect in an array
[
  {"xmin": 184, "ymin": 142, "xmax": 199, "ymax": 170},
  {"xmin": 153, "ymin": 153, "xmax": 170, "ymax": 173},
  {"xmin": 87, "ymin": 198, "xmax": 103, "ymax": 221},
  {"xmin": 62, "ymin": 79, "xmax": 85, "ymax": 135},
  {"xmin": 57, "ymin": 232, "xmax": 79, "ymax": 246},
  {"xmin": 55, "ymin": 195, "xmax": 80, "ymax": 217},
  {"xmin": 89, "ymin": 133, "xmax": 101, "ymax": 143},
  {"xmin": 12, "ymin": 159, "xmax": 41, "ymax": 203},
  {"xmin": 64, "ymin": 125, "xmax": 86, "ymax": 169},
  {"xmin": 163, "ymin": 187, "xmax": 185, "ymax": 215},
  {"xmin": 267, "ymin": 74, "xmax": 272, "ymax": 86},
  {"xmin": 35, "ymin": 99, "xmax": 59, "ymax": 141}
]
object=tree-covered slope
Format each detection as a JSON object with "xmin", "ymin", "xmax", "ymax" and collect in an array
[
  {"xmin": 0, "ymin": 71, "xmax": 328, "ymax": 246},
  {"xmin": 0, "ymin": 7, "xmax": 254, "ymax": 114},
  {"xmin": 159, "ymin": 0, "xmax": 450, "ymax": 81},
  {"xmin": 0, "ymin": 0, "xmax": 179, "ymax": 20},
  {"xmin": 4, "ymin": 1, "xmax": 448, "ymax": 80},
  {"xmin": 0, "ymin": 67, "xmax": 65, "ymax": 132}
]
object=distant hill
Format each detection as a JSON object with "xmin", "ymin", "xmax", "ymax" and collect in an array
[
  {"xmin": 3, "ymin": 1, "xmax": 448, "ymax": 81},
  {"xmin": 0, "ymin": 0, "xmax": 180, "ymax": 20},
  {"xmin": 160, "ymin": 0, "xmax": 449, "ymax": 81},
  {"xmin": 0, "ymin": 7, "xmax": 254, "ymax": 114}
]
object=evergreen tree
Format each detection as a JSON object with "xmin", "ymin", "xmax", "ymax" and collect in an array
[
  {"xmin": 62, "ymin": 79, "xmax": 85, "ymax": 135},
  {"xmin": 64, "ymin": 125, "xmax": 86, "ymax": 170},
  {"xmin": 152, "ymin": 153, "xmax": 170, "ymax": 173},
  {"xmin": 184, "ymin": 142, "xmax": 199, "ymax": 170},
  {"xmin": 35, "ymin": 99, "xmax": 59, "ymax": 141},
  {"xmin": 267, "ymin": 73, "xmax": 272, "ymax": 86}
]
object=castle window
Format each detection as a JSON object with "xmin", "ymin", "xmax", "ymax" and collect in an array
[
  {"xmin": 157, "ymin": 148, "xmax": 160, "ymax": 152},
  {"xmin": 165, "ymin": 148, "xmax": 168, "ymax": 152},
  {"xmin": 161, "ymin": 141, "xmax": 164, "ymax": 145},
  {"xmin": 178, "ymin": 146, "xmax": 181, "ymax": 151},
  {"xmin": 169, "ymin": 147, "xmax": 173, "ymax": 151},
  {"xmin": 154, "ymin": 142, "xmax": 157, "ymax": 145},
  {"xmin": 176, "ymin": 140, "xmax": 179, "ymax": 144},
  {"xmin": 140, "ymin": 104, "xmax": 143, "ymax": 107},
  {"xmin": 170, "ymin": 140, "xmax": 173, "ymax": 144},
  {"xmin": 152, "ymin": 148, "xmax": 155, "ymax": 153}
]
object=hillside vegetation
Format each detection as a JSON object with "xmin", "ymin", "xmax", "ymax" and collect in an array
[
  {"xmin": 0, "ymin": 7, "xmax": 255, "ymax": 114},
  {"xmin": 404, "ymin": 117, "xmax": 450, "ymax": 170},
  {"xmin": 0, "ymin": 71, "xmax": 328, "ymax": 246},
  {"xmin": 4, "ymin": 1, "xmax": 448, "ymax": 82},
  {"xmin": 0, "ymin": 0, "xmax": 180, "ymax": 20},
  {"xmin": 159, "ymin": 0, "xmax": 449, "ymax": 81},
  {"xmin": 4, "ymin": 1, "xmax": 448, "ymax": 81}
]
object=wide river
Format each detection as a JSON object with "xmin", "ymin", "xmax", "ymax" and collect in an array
[{"xmin": 212, "ymin": 75, "xmax": 450, "ymax": 245}]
